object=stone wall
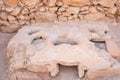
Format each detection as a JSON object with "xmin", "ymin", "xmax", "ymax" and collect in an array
[{"xmin": 0, "ymin": 0, "xmax": 120, "ymax": 32}]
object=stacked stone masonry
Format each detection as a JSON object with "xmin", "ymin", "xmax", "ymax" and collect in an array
[{"xmin": 0, "ymin": 0, "xmax": 120, "ymax": 32}]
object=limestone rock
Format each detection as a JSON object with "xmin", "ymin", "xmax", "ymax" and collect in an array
[
  {"xmin": 96, "ymin": 0, "xmax": 117, "ymax": 8},
  {"xmin": 63, "ymin": 0, "xmax": 90, "ymax": 7},
  {"xmin": 84, "ymin": 12, "xmax": 105, "ymax": 21},
  {"xmin": 10, "ymin": 7, "xmax": 21, "ymax": 16},
  {"xmin": 35, "ymin": 12, "xmax": 57, "ymax": 22},
  {"xmin": 7, "ymin": 23, "xmax": 120, "ymax": 80},
  {"xmin": 3, "ymin": 0, "xmax": 18, "ymax": 7},
  {"xmin": 0, "ymin": 12, "xmax": 8, "ymax": 20},
  {"xmin": 66, "ymin": 6, "xmax": 80, "ymax": 14},
  {"xmin": 21, "ymin": 0, "xmax": 40, "ymax": 8}
]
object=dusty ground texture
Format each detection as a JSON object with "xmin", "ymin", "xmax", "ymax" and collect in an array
[{"xmin": 0, "ymin": 21, "xmax": 120, "ymax": 80}]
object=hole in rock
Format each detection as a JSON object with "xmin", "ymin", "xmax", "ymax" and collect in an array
[
  {"xmin": 50, "ymin": 65, "xmax": 79, "ymax": 80},
  {"xmin": 31, "ymin": 36, "xmax": 45, "ymax": 45},
  {"xmin": 53, "ymin": 39, "xmax": 78, "ymax": 46},
  {"xmin": 29, "ymin": 30, "xmax": 39, "ymax": 35},
  {"xmin": 90, "ymin": 40, "xmax": 107, "ymax": 51}
]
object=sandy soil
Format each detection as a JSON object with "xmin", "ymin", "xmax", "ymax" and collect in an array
[{"xmin": 0, "ymin": 21, "xmax": 120, "ymax": 80}]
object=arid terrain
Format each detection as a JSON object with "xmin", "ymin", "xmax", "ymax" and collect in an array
[{"xmin": 0, "ymin": 21, "xmax": 120, "ymax": 80}]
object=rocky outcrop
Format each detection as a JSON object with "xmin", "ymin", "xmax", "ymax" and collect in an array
[{"xmin": 7, "ymin": 22, "xmax": 120, "ymax": 80}]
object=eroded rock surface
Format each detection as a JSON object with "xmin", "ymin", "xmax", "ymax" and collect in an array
[{"xmin": 7, "ymin": 22, "xmax": 120, "ymax": 80}]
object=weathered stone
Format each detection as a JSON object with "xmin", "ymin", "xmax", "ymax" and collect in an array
[
  {"xmin": 21, "ymin": 0, "xmax": 40, "ymax": 8},
  {"xmin": 63, "ymin": 0, "xmax": 90, "ymax": 7},
  {"xmin": 58, "ymin": 7, "xmax": 66, "ymax": 12},
  {"xmin": 58, "ymin": 15, "xmax": 68, "ymax": 21},
  {"xmin": 48, "ymin": 0, "xmax": 56, "ymax": 6},
  {"xmin": 8, "ymin": 15, "xmax": 16, "ymax": 21},
  {"xmin": 1, "ymin": 24, "xmax": 20, "ymax": 33},
  {"xmin": 62, "ymin": 12, "xmax": 71, "ymax": 17},
  {"xmin": 0, "ymin": 12, "xmax": 8, "ymax": 20},
  {"xmin": 10, "ymin": 7, "xmax": 21, "ymax": 16},
  {"xmin": 35, "ymin": 12, "xmax": 57, "ymax": 22},
  {"xmin": 5, "ymin": 7, "xmax": 14, "ymax": 12},
  {"xmin": 66, "ymin": 6, "xmax": 80, "ymax": 14},
  {"xmin": 80, "ymin": 6, "xmax": 89, "ymax": 12},
  {"xmin": 96, "ymin": 0, "xmax": 117, "ymax": 8},
  {"xmin": 84, "ymin": 12, "xmax": 105, "ymax": 21},
  {"xmin": 56, "ymin": 1, "xmax": 63, "ymax": 6},
  {"xmin": 7, "ymin": 23, "xmax": 120, "ymax": 80},
  {"xmin": 39, "ymin": 7, "xmax": 46, "ymax": 12},
  {"xmin": 3, "ymin": 0, "xmax": 18, "ymax": 7},
  {"xmin": 21, "ymin": 7, "xmax": 30, "ymax": 15},
  {"xmin": 89, "ymin": 6, "xmax": 97, "ymax": 13},
  {"xmin": 49, "ymin": 7, "xmax": 58, "ymax": 13}
]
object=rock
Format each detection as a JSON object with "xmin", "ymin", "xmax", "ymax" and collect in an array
[
  {"xmin": 7, "ymin": 24, "xmax": 120, "ymax": 80},
  {"xmin": 21, "ymin": 0, "xmax": 40, "ymax": 8},
  {"xmin": 108, "ymin": 7, "xmax": 117, "ymax": 14},
  {"xmin": 11, "ymin": 7, "xmax": 21, "ymax": 16},
  {"xmin": 3, "ymin": 0, "xmax": 18, "ymax": 7},
  {"xmin": 21, "ymin": 7, "xmax": 30, "ymax": 15},
  {"xmin": 49, "ymin": 7, "xmax": 58, "ymax": 13},
  {"xmin": 5, "ymin": 7, "xmax": 14, "ymax": 12},
  {"xmin": 8, "ymin": 15, "xmax": 16, "ymax": 21},
  {"xmin": 58, "ymin": 15, "xmax": 68, "ymax": 21},
  {"xmin": 89, "ymin": 6, "xmax": 97, "ymax": 13},
  {"xmin": 66, "ymin": 6, "xmax": 80, "ymax": 14},
  {"xmin": 63, "ymin": 0, "xmax": 90, "ymax": 7},
  {"xmin": 0, "ymin": 12, "xmax": 8, "ymax": 20},
  {"xmin": 39, "ymin": 7, "xmax": 46, "ymax": 12},
  {"xmin": 1, "ymin": 24, "xmax": 20, "ymax": 33},
  {"xmin": 48, "ymin": 0, "xmax": 56, "ymax": 6},
  {"xmin": 0, "ymin": 20, "xmax": 9, "ymax": 26},
  {"xmin": 62, "ymin": 12, "xmax": 71, "ymax": 17},
  {"xmin": 58, "ymin": 7, "xmax": 66, "ymax": 12},
  {"xmin": 96, "ymin": 0, "xmax": 117, "ymax": 8},
  {"xmin": 35, "ymin": 12, "xmax": 57, "ymax": 22},
  {"xmin": 56, "ymin": 1, "xmax": 63, "ymax": 6},
  {"xmin": 80, "ymin": 6, "xmax": 89, "ymax": 12},
  {"xmin": 84, "ymin": 12, "xmax": 105, "ymax": 21}
]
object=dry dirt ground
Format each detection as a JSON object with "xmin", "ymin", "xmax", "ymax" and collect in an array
[{"xmin": 0, "ymin": 21, "xmax": 120, "ymax": 80}]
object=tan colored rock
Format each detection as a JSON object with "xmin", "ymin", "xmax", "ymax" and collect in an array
[
  {"xmin": 89, "ymin": 6, "xmax": 97, "ymax": 13},
  {"xmin": 84, "ymin": 12, "xmax": 105, "ymax": 21},
  {"xmin": 48, "ymin": 0, "xmax": 56, "ymax": 6},
  {"xmin": 21, "ymin": 7, "xmax": 30, "ymax": 15},
  {"xmin": 49, "ymin": 7, "xmax": 58, "ymax": 13},
  {"xmin": 66, "ymin": 6, "xmax": 80, "ymax": 14},
  {"xmin": 56, "ymin": 1, "xmax": 63, "ymax": 6},
  {"xmin": 1, "ymin": 24, "xmax": 20, "ymax": 33},
  {"xmin": 7, "ymin": 23, "xmax": 120, "ymax": 79},
  {"xmin": 39, "ymin": 7, "xmax": 46, "ymax": 12},
  {"xmin": 58, "ymin": 7, "xmax": 66, "ymax": 12},
  {"xmin": 35, "ymin": 12, "xmax": 57, "ymax": 22},
  {"xmin": 0, "ymin": 12, "xmax": 8, "ymax": 20},
  {"xmin": 96, "ymin": 0, "xmax": 117, "ymax": 8},
  {"xmin": 62, "ymin": 12, "xmax": 71, "ymax": 17},
  {"xmin": 10, "ymin": 7, "xmax": 21, "ymax": 16},
  {"xmin": 3, "ymin": 0, "xmax": 18, "ymax": 7},
  {"xmin": 21, "ymin": 0, "xmax": 40, "ymax": 8},
  {"xmin": 8, "ymin": 15, "xmax": 16, "ymax": 21},
  {"xmin": 58, "ymin": 15, "xmax": 68, "ymax": 21},
  {"xmin": 63, "ymin": 0, "xmax": 90, "ymax": 7},
  {"xmin": 80, "ymin": 6, "xmax": 89, "ymax": 12},
  {"xmin": 5, "ymin": 7, "xmax": 14, "ymax": 12}
]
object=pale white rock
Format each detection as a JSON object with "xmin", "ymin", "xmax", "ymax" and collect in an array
[
  {"xmin": 5, "ymin": 7, "xmax": 14, "ymax": 12},
  {"xmin": 66, "ymin": 6, "xmax": 80, "ymax": 14},
  {"xmin": 7, "ymin": 23, "xmax": 120, "ymax": 80}
]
